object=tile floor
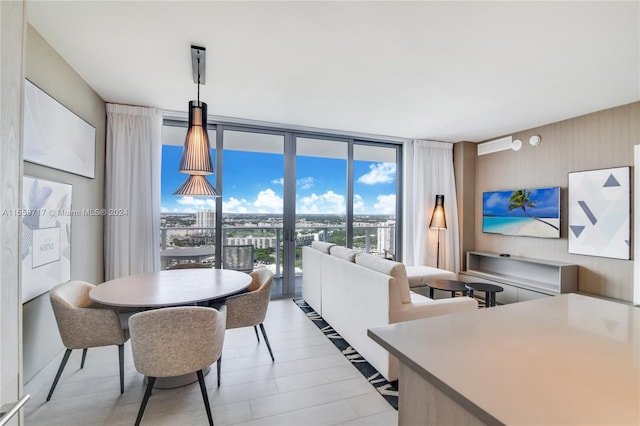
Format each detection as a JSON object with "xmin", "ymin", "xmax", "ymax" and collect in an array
[{"xmin": 24, "ymin": 299, "xmax": 397, "ymax": 426}]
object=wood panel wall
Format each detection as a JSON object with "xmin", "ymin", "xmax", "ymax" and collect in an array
[
  {"xmin": 462, "ymin": 102, "xmax": 640, "ymax": 302},
  {"xmin": 0, "ymin": 0, "xmax": 25, "ymax": 411}
]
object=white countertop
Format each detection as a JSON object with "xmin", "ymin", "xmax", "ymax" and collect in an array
[{"xmin": 368, "ymin": 293, "xmax": 640, "ymax": 425}]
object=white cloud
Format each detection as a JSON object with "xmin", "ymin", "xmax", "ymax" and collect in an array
[
  {"xmin": 176, "ymin": 196, "xmax": 216, "ymax": 208},
  {"xmin": 357, "ymin": 163, "xmax": 396, "ymax": 185},
  {"xmin": 223, "ymin": 197, "xmax": 248, "ymax": 214},
  {"xmin": 373, "ymin": 194, "xmax": 396, "ymax": 214},
  {"xmin": 253, "ymin": 189, "xmax": 283, "ymax": 213},
  {"xmin": 271, "ymin": 177, "xmax": 316, "ymax": 189},
  {"xmin": 298, "ymin": 190, "xmax": 345, "ymax": 214},
  {"xmin": 353, "ymin": 194, "xmax": 366, "ymax": 213},
  {"xmin": 297, "ymin": 177, "xmax": 315, "ymax": 190}
]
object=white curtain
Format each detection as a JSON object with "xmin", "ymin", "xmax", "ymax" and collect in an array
[
  {"xmin": 403, "ymin": 140, "xmax": 461, "ymax": 272},
  {"xmin": 105, "ymin": 104, "xmax": 162, "ymax": 280}
]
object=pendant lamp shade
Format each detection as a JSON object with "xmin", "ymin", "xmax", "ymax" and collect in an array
[
  {"xmin": 178, "ymin": 101, "xmax": 213, "ymax": 175},
  {"xmin": 173, "ymin": 175, "xmax": 220, "ymax": 197}
]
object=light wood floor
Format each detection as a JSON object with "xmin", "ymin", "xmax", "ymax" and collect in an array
[{"xmin": 24, "ymin": 299, "xmax": 397, "ymax": 426}]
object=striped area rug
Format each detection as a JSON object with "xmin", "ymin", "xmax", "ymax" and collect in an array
[{"xmin": 293, "ymin": 298, "xmax": 399, "ymax": 410}]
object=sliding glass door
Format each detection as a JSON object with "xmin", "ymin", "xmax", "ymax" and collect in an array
[
  {"xmin": 294, "ymin": 136, "xmax": 348, "ymax": 294},
  {"xmin": 353, "ymin": 143, "xmax": 399, "ymax": 259},
  {"xmin": 221, "ymin": 129, "xmax": 286, "ymax": 296},
  {"xmin": 161, "ymin": 121, "xmax": 402, "ymax": 298}
]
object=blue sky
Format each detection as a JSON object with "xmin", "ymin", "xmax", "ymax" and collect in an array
[
  {"xmin": 161, "ymin": 146, "xmax": 396, "ymax": 215},
  {"xmin": 483, "ymin": 187, "xmax": 560, "ymax": 218}
]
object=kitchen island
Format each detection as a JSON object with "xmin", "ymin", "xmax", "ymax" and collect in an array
[{"xmin": 368, "ymin": 293, "xmax": 639, "ymax": 425}]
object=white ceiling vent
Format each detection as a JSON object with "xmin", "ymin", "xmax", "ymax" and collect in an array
[{"xmin": 477, "ymin": 136, "xmax": 513, "ymax": 156}]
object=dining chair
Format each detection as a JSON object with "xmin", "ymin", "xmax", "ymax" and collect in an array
[
  {"xmin": 222, "ymin": 244, "xmax": 255, "ymax": 273},
  {"xmin": 167, "ymin": 262, "xmax": 210, "ymax": 270},
  {"xmin": 128, "ymin": 305, "xmax": 226, "ymax": 426},
  {"xmin": 225, "ymin": 267, "xmax": 275, "ymax": 362},
  {"xmin": 47, "ymin": 280, "xmax": 129, "ymax": 401}
]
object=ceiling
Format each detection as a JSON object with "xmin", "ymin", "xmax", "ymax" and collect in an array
[{"xmin": 26, "ymin": 1, "xmax": 639, "ymax": 142}]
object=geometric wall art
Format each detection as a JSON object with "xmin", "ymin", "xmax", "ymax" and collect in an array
[
  {"xmin": 568, "ymin": 166, "xmax": 630, "ymax": 259},
  {"xmin": 21, "ymin": 176, "xmax": 72, "ymax": 303}
]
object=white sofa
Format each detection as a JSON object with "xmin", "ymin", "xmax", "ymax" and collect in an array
[{"xmin": 301, "ymin": 241, "xmax": 477, "ymax": 381}]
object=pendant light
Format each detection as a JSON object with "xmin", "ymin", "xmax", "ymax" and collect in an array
[
  {"xmin": 174, "ymin": 45, "xmax": 220, "ymax": 197},
  {"xmin": 173, "ymin": 175, "xmax": 220, "ymax": 197}
]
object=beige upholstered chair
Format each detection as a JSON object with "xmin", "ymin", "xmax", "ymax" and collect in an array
[
  {"xmin": 225, "ymin": 267, "xmax": 274, "ymax": 361},
  {"xmin": 167, "ymin": 262, "xmax": 210, "ymax": 270},
  {"xmin": 129, "ymin": 305, "xmax": 226, "ymax": 426},
  {"xmin": 47, "ymin": 280, "xmax": 129, "ymax": 401}
]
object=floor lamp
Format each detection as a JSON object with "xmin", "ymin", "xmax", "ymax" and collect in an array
[{"xmin": 429, "ymin": 195, "xmax": 447, "ymax": 269}]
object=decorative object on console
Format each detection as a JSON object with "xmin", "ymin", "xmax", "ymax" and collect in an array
[
  {"xmin": 482, "ymin": 186, "xmax": 560, "ymax": 238},
  {"xmin": 174, "ymin": 45, "xmax": 219, "ymax": 197},
  {"xmin": 429, "ymin": 194, "xmax": 447, "ymax": 268},
  {"xmin": 568, "ymin": 166, "xmax": 630, "ymax": 260}
]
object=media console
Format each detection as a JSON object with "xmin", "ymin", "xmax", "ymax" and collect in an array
[{"xmin": 458, "ymin": 251, "xmax": 578, "ymax": 305}]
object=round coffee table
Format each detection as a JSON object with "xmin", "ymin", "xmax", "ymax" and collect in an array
[
  {"xmin": 464, "ymin": 282, "xmax": 504, "ymax": 307},
  {"xmin": 425, "ymin": 280, "xmax": 469, "ymax": 298}
]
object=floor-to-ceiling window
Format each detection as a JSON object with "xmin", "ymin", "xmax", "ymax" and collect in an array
[
  {"xmin": 294, "ymin": 136, "xmax": 348, "ymax": 294},
  {"xmin": 159, "ymin": 123, "xmax": 218, "ymax": 270},
  {"xmin": 221, "ymin": 129, "xmax": 286, "ymax": 295},
  {"xmin": 160, "ymin": 120, "xmax": 402, "ymax": 297},
  {"xmin": 353, "ymin": 143, "xmax": 399, "ymax": 259}
]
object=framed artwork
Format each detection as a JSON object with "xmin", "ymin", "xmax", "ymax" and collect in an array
[
  {"xmin": 21, "ymin": 176, "xmax": 72, "ymax": 303},
  {"xmin": 568, "ymin": 166, "xmax": 630, "ymax": 259},
  {"xmin": 23, "ymin": 79, "xmax": 96, "ymax": 178}
]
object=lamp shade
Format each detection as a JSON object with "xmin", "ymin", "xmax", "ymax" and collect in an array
[
  {"xmin": 173, "ymin": 175, "xmax": 220, "ymax": 197},
  {"xmin": 178, "ymin": 101, "xmax": 213, "ymax": 175},
  {"xmin": 429, "ymin": 194, "xmax": 447, "ymax": 229}
]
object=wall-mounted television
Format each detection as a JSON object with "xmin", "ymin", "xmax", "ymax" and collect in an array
[{"xmin": 482, "ymin": 187, "xmax": 560, "ymax": 238}]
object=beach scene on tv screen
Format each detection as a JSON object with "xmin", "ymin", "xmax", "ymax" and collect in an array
[{"xmin": 483, "ymin": 187, "xmax": 560, "ymax": 238}]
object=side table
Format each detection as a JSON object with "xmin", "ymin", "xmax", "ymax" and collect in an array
[
  {"xmin": 423, "ymin": 280, "xmax": 469, "ymax": 298},
  {"xmin": 465, "ymin": 282, "xmax": 504, "ymax": 307}
]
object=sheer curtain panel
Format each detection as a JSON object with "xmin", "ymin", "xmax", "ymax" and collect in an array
[
  {"xmin": 403, "ymin": 140, "xmax": 461, "ymax": 272},
  {"xmin": 105, "ymin": 104, "xmax": 162, "ymax": 280}
]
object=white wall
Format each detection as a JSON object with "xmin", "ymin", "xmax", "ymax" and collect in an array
[{"xmin": 23, "ymin": 25, "xmax": 106, "ymax": 382}]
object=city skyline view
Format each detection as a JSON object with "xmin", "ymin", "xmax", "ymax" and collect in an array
[{"xmin": 161, "ymin": 145, "xmax": 397, "ymax": 216}]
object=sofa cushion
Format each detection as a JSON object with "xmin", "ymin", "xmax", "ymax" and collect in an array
[
  {"xmin": 311, "ymin": 241, "xmax": 335, "ymax": 254},
  {"xmin": 405, "ymin": 265, "xmax": 457, "ymax": 288},
  {"xmin": 355, "ymin": 253, "xmax": 411, "ymax": 304},
  {"xmin": 329, "ymin": 245, "xmax": 358, "ymax": 262}
]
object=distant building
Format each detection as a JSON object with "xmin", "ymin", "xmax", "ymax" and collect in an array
[
  {"xmin": 377, "ymin": 222, "xmax": 396, "ymax": 259},
  {"xmin": 296, "ymin": 233, "xmax": 316, "ymax": 246},
  {"xmin": 195, "ymin": 210, "xmax": 215, "ymax": 229},
  {"xmin": 226, "ymin": 236, "xmax": 277, "ymax": 249}
]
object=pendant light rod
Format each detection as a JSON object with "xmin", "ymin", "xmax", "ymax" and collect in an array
[{"xmin": 191, "ymin": 45, "xmax": 206, "ymax": 85}]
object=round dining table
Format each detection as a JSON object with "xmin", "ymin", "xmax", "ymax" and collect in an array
[
  {"xmin": 90, "ymin": 268, "xmax": 253, "ymax": 388},
  {"xmin": 90, "ymin": 268, "xmax": 252, "ymax": 308}
]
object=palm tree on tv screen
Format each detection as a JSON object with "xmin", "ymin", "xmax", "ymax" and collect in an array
[{"xmin": 508, "ymin": 190, "xmax": 559, "ymax": 231}]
